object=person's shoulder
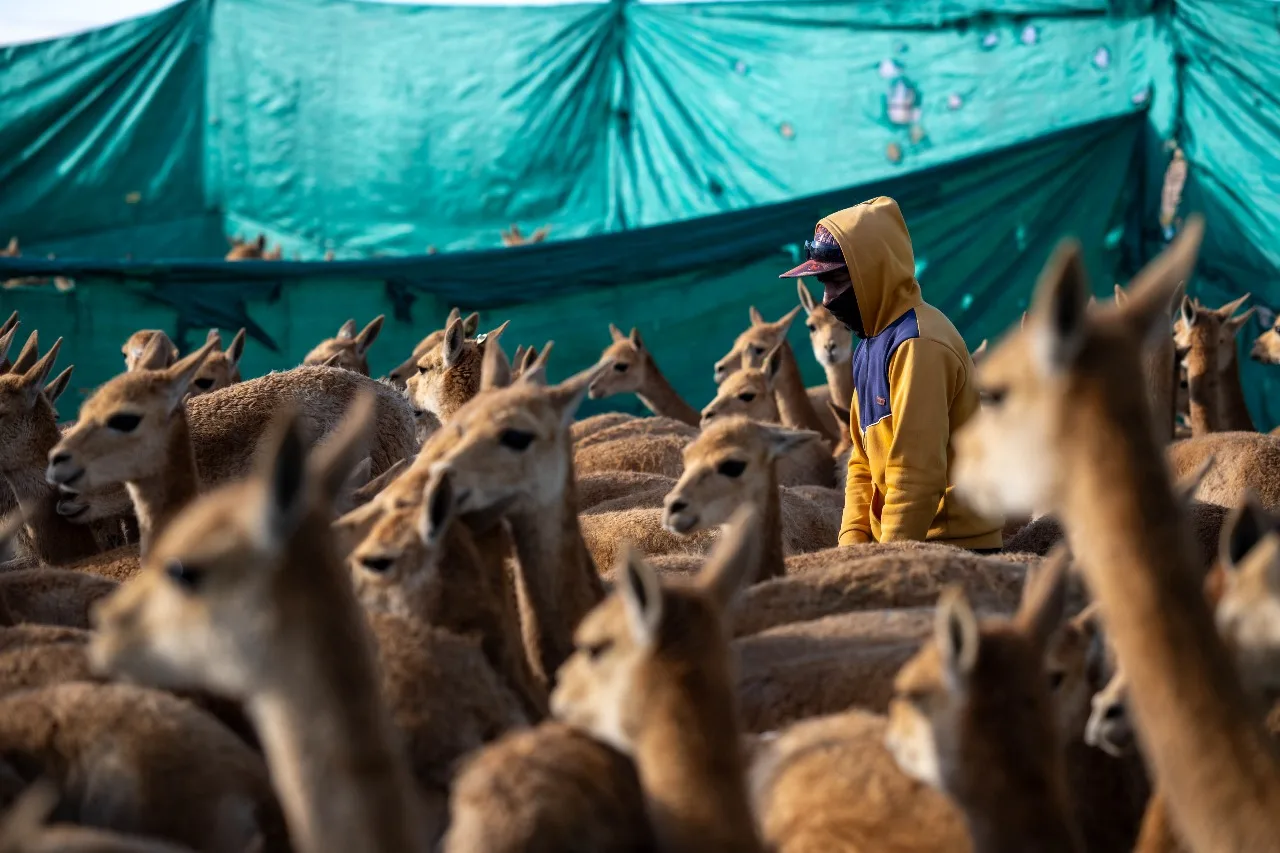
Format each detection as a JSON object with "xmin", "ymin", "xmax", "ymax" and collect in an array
[{"xmin": 911, "ymin": 302, "xmax": 968, "ymax": 357}]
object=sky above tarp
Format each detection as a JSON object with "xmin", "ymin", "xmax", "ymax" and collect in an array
[{"xmin": 0, "ymin": 0, "xmax": 588, "ymax": 45}]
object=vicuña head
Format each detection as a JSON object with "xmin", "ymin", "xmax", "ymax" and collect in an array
[
  {"xmin": 797, "ymin": 280, "xmax": 853, "ymax": 369},
  {"xmin": 0, "ymin": 340, "xmax": 64, "ymax": 479},
  {"xmin": 122, "ymin": 330, "xmax": 179, "ymax": 372},
  {"xmin": 952, "ymin": 219, "xmax": 1204, "ymax": 518},
  {"xmin": 713, "ymin": 306, "xmax": 801, "ymax": 384},
  {"xmin": 407, "ymin": 316, "xmax": 509, "ymax": 424},
  {"xmin": 303, "ymin": 315, "xmax": 384, "ymax": 375},
  {"xmin": 588, "ymin": 325, "xmax": 650, "ymax": 399},
  {"xmin": 886, "ymin": 550, "xmax": 1079, "ymax": 850},
  {"xmin": 1213, "ymin": 492, "xmax": 1280, "ymax": 695},
  {"xmin": 89, "ymin": 392, "xmax": 374, "ymax": 697},
  {"xmin": 47, "ymin": 339, "xmax": 216, "ymax": 492},
  {"xmin": 1251, "ymin": 313, "xmax": 1280, "ymax": 365},
  {"xmin": 663, "ymin": 416, "xmax": 816, "ymax": 536},
  {"xmin": 348, "ymin": 466, "xmax": 457, "ymax": 621},
  {"xmin": 190, "ymin": 328, "xmax": 246, "ymax": 396},
  {"xmin": 430, "ymin": 359, "xmax": 607, "ymax": 515},
  {"xmin": 701, "ymin": 344, "xmax": 783, "ymax": 425}
]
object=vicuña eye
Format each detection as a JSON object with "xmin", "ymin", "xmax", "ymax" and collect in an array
[
  {"xmin": 360, "ymin": 556, "xmax": 394, "ymax": 574},
  {"xmin": 737, "ymin": 393, "xmax": 756, "ymax": 403},
  {"xmin": 717, "ymin": 459, "xmax": 747, "ymax": 478},
  {"xmin": 106, "ymin": 413, "xmax": 142, "ymax": 432},
  {"xmin": 499, "ymin": 429, "xmax": 535, "ymax": 451},
  {"xmin": 613, "ymin": 363, "xmax": 629, "ymax": 373},
  {"xmin": 192, "ymin": 378, "xmax": 215, "ymax": 390},
  {"xmin": 165, "ymin": 559, "xmax": 204, "ymax": 591},
  {"xmin": 978, "ymin": 387, "xmax": 1007, "ymax": 407}
]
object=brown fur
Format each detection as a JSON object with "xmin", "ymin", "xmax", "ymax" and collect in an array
[
  {"xmin": 954, "ymin": 219, "xmax": 1280, "ymax": 850},
  {"xmin": 350, "ymin": 469, "xmax": 546, "ymax": 720},
  {"xmin": 91, "ymin": 396, "xmax": 431, "ymax": 853},
  {"xmin": 569, "ymin": 412, "xmax": 636, "ymax": 444},
  {"xmin": 1174, "ymin": 293, "xmax": 1255, "ymax": 432},
  {"xmin": 1168, "ymin": 432, "xmax": 1280, "ymax": 510},
  {"xmin": 406, "ymin": 319, "xmax": 508, "ymax": 424},
  {"xmin": 572, "ymin": 417, "xmax": 697, "ymax": 451},
  {"xmin": 713, "ymin": 307, "xmax": 834, "ymax": 441},
  {"xmin": 0, "ymin": 341, "xmax": 103, "ymax": 565},
  {"xmin": 551, "ymin": 507, "xmax": 765, "ymax": 852},
  {"xmin": 442, "ymin": 722, "xmax": 651, "ymax": 853},
  {"xmin": 586, "ymin": 326, "xmax": 700, "ymax": 426},
  {"xmin": 0, "ymin": 570, "xmax": 117, "ymax": 630},
  {"xmin": 797, "ymin": 280, "xmax": 855, "ymax": 441},
  {"xmin": 665, "ymin": 417, "xmax": 839, "ymax": 579},
  {"xmin": 385, "ymin": 308, "xmax": 480, "ymax": 390},
  {"xmin": 301, "ymin": 316, "xmax": 384, "ymax": 376},
  {"xmin": 730, "ymin": 546, "xmax": 1031, "ymax": 637},
  {"xmin": 750, "ymin": 709, "xmax": 971, "ymax": 852},
  {"xmin": 884, "ymin": 554, "xmax": 1083, "ymax": 852},
  {"xmin": 189, "ymin": 330, "xmax": 246, "ymax": 397},
  {"xmin": 121, "ymin": 332, "xmax": 178, "ymax": 373},
  {"xmin": 430, "ymin": 362, "xmax": 609, "ymax": 694},
  {"xmin": 0, "ymin": 683, "xmax": 281, "ymax": 853},
  {"xmin": 224, "ymin": 235, "xmax": 266, "ymax": 261},
  {"xmin": 576, "ymin": 472, "xmax": 674, "ymax": 514}
]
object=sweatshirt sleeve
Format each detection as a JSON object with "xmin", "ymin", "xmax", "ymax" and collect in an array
[
  {"xmin": 838, "ymin": 401, "xmax": 874, "ymax": 546},
  {"xmin": 878, "ymin": 338, "xmax": 962, "ymax": 543}
]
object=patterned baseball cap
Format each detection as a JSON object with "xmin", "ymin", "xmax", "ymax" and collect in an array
[{"xmin": 779, "ymin": 223, "xmax": 846, "ymax": 278}]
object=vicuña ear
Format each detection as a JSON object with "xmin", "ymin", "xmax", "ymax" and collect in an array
[
  {"xmin": 336, "ymin": 319, "xmax": 357, "ymax": 340},
  {"xmin": 479, "ymin": 330, "xmax": 512, "ymax": 391},
  {"xmin": 42, "ymin": 365, "xmax": 73, "ymax": 405},
  {"xmin": 774, "ymin": 305, "xmax": 803, "ymax": 334},
  {"xmin": 1221, "ymin": 491, "xmax": 1276, "ymax": 572},
  {"xmin": 1122, "ymin": 216, "xmax": 1204, "ymax": 342},
  {"xmin": 609, "ymin": 323, "xmax": 626, "ymax": 343},
  {"xmin": 226, "ymin": 328, "xmax": 247, "ymax": 367},
  {"xmin": 206, "ymin": 328, "xmax": 223, "ymax": 348},
  {"xmin": 165, "ymin": 339, "xmax": 218, "ymax": 412},
  {"xmin": 797, "ymin": 279, "xmax": 816, "ymax": 315},
  {"xmin": 763, "ymin": 342, "xmax": 785, "ymax": 385},
  {"xmin": 749, "ymin": 306, "xmax": 766, "ymax": 326},
  {"xmin": 418, "ymin": 466, "xmax": 456, "ymax": 545},
  {"xmin": 261, "ymin": 409, "xmax": 309, "ymax": 546},
  {"xmin": 1016, "ymin": 546, "xmax": 1070, "ymax": 651},
  {"xmin": 10, "ymin": 331, "xmax": 39, "ymax": 375},
  {"xmin": 936, "ymin": 585, "xmax": 979, "ymax": 688},
  {"xmin": 759, "ymin": 424, "xmax": 820, "ymax": 461},
  {"xmin": 618, "ymin": 546, "xmax": 664, "ymax": 648},
  {"xmin": 354, "ymin": 316, "xmax": 384, "ymax": 357},
  {"xmin": 441, "ymin": 317, "xmax": 466, "ymax": 368},
  {"xmin": 20, "ymin": 338, "xmax": 61, "ymax": 408},
  {"xmin": 461, "ymin": 312, "xmax": 481, "ymax": 338},
  {"xmin": 1028, "ymin": 239, "xmax": 1090, "ymax": 374},
  {"xmin": 1219, "ymin": 292, "xmax": 1252, "ymax": 318},
  {"xmin": 0, "ymin": 321, "xmax": 19, "ymax": 372},
  {"xmin": 546, "ymin": 358, "xmax": 604, "ymax": 428}
]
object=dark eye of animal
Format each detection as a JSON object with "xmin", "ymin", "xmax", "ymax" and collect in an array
[
  {"xmin": 978, "ymin": 387, "xmax": 1007, "ymax": 407},
  {"xmin": 192, "ymin": 378, "xmax": 215, "ymax": 390},
  {"xmin": 717, "ymin": 459, "xmax": 747, "ymax": 478},
  {"xmin": 750, "ymin": 345, "xmax": 764, "ymax": 356},
  {"xmin": 106, "ymin": 413, "xmax": 142, "ymax": 433},
  {"xmin": 737, "ymin": 393, "xmax": 756, "ymax": 403},
  {"xmin": 360, "ymin": 556, "xmax": 394, "ymax": 574},
  {"xmin": 500, "ymin": 429, "xmax": 535, "ymax": 451},
  {"xmin": 165, "ymin": 559, "xmax": 204, "ymax": 591},
  {"xmin": 586, "ymin": 639, "xmax": 614, "ymax": 661},
  {"xmin": 1048, "ymin": 671, "xmax": 1066, "ymax": 691},
  {"xmin": 807, "ymin": 323, "xmax": 816, "ymax": 332},
  {"xmin": 417, "ymin": 365, "xmax": 429, "ymax": 375},
  {"xmin": 613, "ymin": 363, "xmax": 629, "ymax": 373}
]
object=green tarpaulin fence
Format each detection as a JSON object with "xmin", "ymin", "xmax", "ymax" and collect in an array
[{"xmin": 1, "ymin": 0, "xmax": 1277, "ymax": 428}]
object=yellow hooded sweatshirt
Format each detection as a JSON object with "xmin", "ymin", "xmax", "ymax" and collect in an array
[{"xmin": 821, "ymin": 198, "xmax": 1002, "ymax": 549}]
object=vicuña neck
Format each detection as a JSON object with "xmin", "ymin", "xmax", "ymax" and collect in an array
[
  {"xmin": 249, "ymin": 519, "xmax": 427, "ymax": 853},
  {"xmin": 824, "ymin": 354, "xmax": 854, "ymax": 411},
  {"xmin": 748, "ymin": 465, "xmax": 786, "ymax": 582},
  {"xmin": 772, "ymin": 343, "xmax": 829, "ymax": 435},
  {"xmin": 126, "ymin": 410, "xmax": 199, "ymax": 557},
  {"xmin": 634, "ymin": 657, "xmax": 761, "ymax": 853},
  {"xmin": 1059, "ymin": 376, "xmax": 1280, "ymax": 852},
  {"xmin": 638, "ymin": 353, "xmax": 700, "ymax": 427},
  {"xmin": 4, "ymin": 411, "xmax": 100, "ymax": 564},
  {"xmin": 443, "ymin": 519, "xmax": 548, "ymax": 719},
  {"xmin": 1186, "ymin": 350, "xmax": 1220, "ymax": 436},
  {"xmin": 507, "ymin": 452, "xmax": 604, "ymax": 685},
  {"xmin": 1218, "ymin": 348, "xmax": 1255, "ymax": 432}
]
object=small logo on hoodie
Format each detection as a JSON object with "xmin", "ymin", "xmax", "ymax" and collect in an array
[{"xmin": 876, "ymin": 396, "xmax": 887, "ymax": 407}]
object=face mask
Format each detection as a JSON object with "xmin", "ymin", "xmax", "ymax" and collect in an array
[{"xmin": 823, "ymin": 286, "xmax": 864, "ymax": 338}]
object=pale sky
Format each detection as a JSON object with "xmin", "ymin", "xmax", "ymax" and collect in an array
[{"xmin": 0, "ymin": 0, "xmax": 619, "ymax": 46}]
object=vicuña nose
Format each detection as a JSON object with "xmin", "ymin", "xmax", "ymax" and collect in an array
[
  {"xmin": 50, "ymin": 451, "xmax": 71, "ymax": 466},
  {"xmin": 668, "ymin": 498, "xmax": 688, "ymax": 514}
]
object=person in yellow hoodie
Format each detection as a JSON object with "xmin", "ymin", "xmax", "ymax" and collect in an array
[{"xmin": 780, "ymin": 197, "xmax": 1003, "ymax": 550}]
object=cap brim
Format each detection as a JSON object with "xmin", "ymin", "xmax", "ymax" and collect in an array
[{"xmin": 779, "ymin": 259, "xmax": 846, "ymax": 279}]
